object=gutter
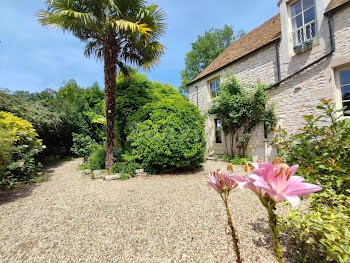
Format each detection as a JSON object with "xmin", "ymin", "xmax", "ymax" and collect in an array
[
  {"xmin": 271, "ymin": 14, "xmax": 335, "ymax": 88},
  {"xmin": 324, "ymin": 1, "xmax": 350, "ymax": 16}
]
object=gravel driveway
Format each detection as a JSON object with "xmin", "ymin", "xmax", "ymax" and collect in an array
[{"xmin": 0, "ymin": 158, "xmax": 289, "ymax": 263}]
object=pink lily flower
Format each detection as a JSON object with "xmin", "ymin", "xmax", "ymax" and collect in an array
[
  {"xmin": 241, "ymin": 162, "xmax": 322, "ymax": 207},
  {"xmin": 208, "ymin": 169, "xmax": 238, "ymax": 194},
  {"xmin": 229, "ymin": 174, "xmax": 262, "ymax": 196}
]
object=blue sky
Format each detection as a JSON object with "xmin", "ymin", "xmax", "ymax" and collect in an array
[{"xmin": 0, "ymin": 1, "xmax": 279, "ymax": 92}]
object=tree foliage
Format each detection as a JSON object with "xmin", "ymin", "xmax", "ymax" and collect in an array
[
  {"xmin": 180, "ymin": 25, "xmax": 244, "ymax": 94},
  {"xmin": 126, "ymin": 85, "xmax": 206, "ymax": 173},
  {"xmin": 209, "ymin": 76, "xmax": 277, "ymax": 156},
  {"xmin": 115, "ymin": 71, "xmax": 154, "ymax": 149},
  {"xmin": 0, "ymin": 80, "xmax": 105, "ymax": 158}
]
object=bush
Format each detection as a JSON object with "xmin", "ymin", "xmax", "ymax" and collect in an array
[
  {"xmin": 0, "ymin": 129, "xmax": 14, "ymax": 176},
  {"xmin": 274, "ymin": 100, "xmax": 350, "ymax": 194},
  {"xmin": 88, "ymin": 148, "xmax": 106, "ymax": 170},
  {"xmin": 127, "ymin": 90, "xmax": 206, "ymax": 173},
  {"xmin": 275, "ymin": 100, "xmax": 350, "ymax": 262},
  {"xmin": 0, "ymin": 112, "xmax": 43, "ymax": 185},
  {"xmin": 282, "ymin": 190, "xmax": 350, "ymax": 263},
  {"xmin": 231, "ymin": 156, "xmax": 252, "ymax": 165},
  {"xmin": 111, "ymin": 162, "xmax": 136, "ymax": 177},
  {"xmin": 71, "ymin": 133, "xmax": 98, "ymax": 162}
]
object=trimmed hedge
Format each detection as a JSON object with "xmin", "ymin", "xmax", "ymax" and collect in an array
[{"xmin": 127, "ymin": 91, "xmax": 206, "ymax": 173}]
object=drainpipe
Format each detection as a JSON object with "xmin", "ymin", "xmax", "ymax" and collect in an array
[
  {"xmin": 271, "ymin": 15, "xmax": 335, "ymax": 88},
  {"xmin": 275, "ymin": 41, "xmax": 281, "ymax": 82},
  {"xmin": 196, "ymin": 85, "xmax": 199, "ymax": 107}
]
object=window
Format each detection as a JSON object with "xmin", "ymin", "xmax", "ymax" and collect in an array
[
  {"xmin": 215, "ymin": 119, "xmax": 223, "ymax": 143},
  {"xmin": 339, "ymin": 68, "xmax": 350, "ymax": 117},
  {"xmin": 210, "ymin": 79, "xmax": 220, "ymax": 98},
  {"xmin": 290, "ymin": 0, "xmax": 317, "ymax": 46}
]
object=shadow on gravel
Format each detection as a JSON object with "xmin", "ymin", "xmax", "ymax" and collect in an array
[
  {"xmin": 0, "ymin": 160, "xmax": 70, "ymax": 206},
  {"xmin": 156, "ymin": 165, "xmax": 206, "ymax": 177},
  {"xmin": 250, "ymin": 221, "xmax": 272, "ymax": 248},
  {"xmin": 250, "ymin": 220, "xmax": 296, "ymax": 263},
  {"xmin": 0, "ymin": 184, "xmax": 37, "ymax": 206}
]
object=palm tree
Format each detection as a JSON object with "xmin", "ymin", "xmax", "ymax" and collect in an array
[{"xmin": 38, "ymin": 0, "xmax": 166, "ymax": 169}]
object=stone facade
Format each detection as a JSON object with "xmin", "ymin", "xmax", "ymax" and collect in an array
[{"xmin": 188, "ymin": 0, "xmax": 350, "ymax": 161}]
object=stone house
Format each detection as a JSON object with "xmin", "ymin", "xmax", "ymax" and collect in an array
[{"xmin": 187, "ymin": 0, "xmax": 350, "ymax": 161}]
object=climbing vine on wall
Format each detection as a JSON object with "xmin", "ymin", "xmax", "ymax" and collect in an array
[{"xmin": 209, "ymin": 75, "xmax": 277, "ymax": 156}]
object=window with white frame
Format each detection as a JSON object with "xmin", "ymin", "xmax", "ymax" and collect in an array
[
  {"xmin": 290, "ymin": 0, "xmax": 317, "ymax": 46},
  {"xmin": 210, "ymin": 78, "xmax": 220, "ymax": 98},
  {"xmin": 338, "ymin": 68, "xmax": 350, "ymax": 117}
]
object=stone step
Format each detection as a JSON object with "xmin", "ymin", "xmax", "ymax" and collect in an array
[{"xmin": 104, "ymin": 174, "xmax": 121, "ymax": 181}]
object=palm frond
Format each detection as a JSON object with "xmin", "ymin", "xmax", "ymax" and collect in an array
[
  {"xmin": 108, "ymin": 20, "xmax": 152, "ymax": 35},
  {"xmin": 83, "ymin": 111, "xmax": 106, "ymax": 125},
  {"xmin": 56, "ymin": 9, "xmax": 96, "ymax": 23},
  {"xmin": 84, "ymin": 40, "xmax": 103, "ymax": 60}
]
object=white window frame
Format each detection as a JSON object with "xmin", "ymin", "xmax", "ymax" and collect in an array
[
  {"xmin": 289, "ymin": 0, "xmax": 318, "ymax": 48},
  {"xmin": 209, "ymin": 78, "xmax": 220, "ymax": 98},
  {"xmin": 335, "ymin": 65, "xmax": 350, "ymax": 118}
]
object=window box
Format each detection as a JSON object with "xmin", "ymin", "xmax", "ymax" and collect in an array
[
  {"xmin": 290, "ymin": 0, "xmax": 317, "ymax": 54},
  {"xmin": 293, "ymin": 39, "xmax": 313, "ymax": 54}
]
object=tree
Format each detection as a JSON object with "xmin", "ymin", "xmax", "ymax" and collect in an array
[
  {"xmin": 38, "ymin": 0, "xmax": 166, "ymax": 169},
  {"xmin": 180, "ymin": 25, "xmax": 244, "ymax": 94},
  {"xmin": 209, "ymin": 76, "xmax": 276, "ymax": 156}
]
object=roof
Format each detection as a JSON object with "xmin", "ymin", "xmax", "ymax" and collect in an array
[
  {"xmin": 326, "ymin": 0, "xmax": 350, "ymax": 13},
  {"xmin": 188, "ymin": 14, "xmax": 281, "ymax": 86}
]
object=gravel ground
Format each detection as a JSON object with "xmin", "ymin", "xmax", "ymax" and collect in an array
[{"xmin": 0, "ymin": 159, "xmax": 294, "ymax": 263}]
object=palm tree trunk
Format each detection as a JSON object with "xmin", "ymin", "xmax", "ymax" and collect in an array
[{"xmin": 103, "ymin": 40, "xmax": 117, "ymax": 169}]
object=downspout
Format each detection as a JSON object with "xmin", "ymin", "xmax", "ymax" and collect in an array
[
  {"xmin": 196, "ymin": 85, "xmax": 199, "ymax": 107},
  {"xmin": 271, "ymin": 15, "xmax": 335, "ymax": 88},
  {"xmin": 275, "ymin": 40, "xmax": 281, "ymax": 82}
]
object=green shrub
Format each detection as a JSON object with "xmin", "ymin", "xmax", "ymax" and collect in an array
[
  {"xmin": 275, "ymin": 100, "xmax": 350, "ymax": 262},
  {"xmin": 0, "ymin": 111, "xmax": 43, "ymax": 185},
  {"xmin": 231, "ymin": 156, "xmax": 252, "ymax": 165},
  {"xmin": 127, "ymin": 92, "xmax": 206, "ymax": 174},
  {"xmin": 87, "ymin": 148, "xmax": 106, "ymax": 170},
  {"xmin": 0, "ymin": 129, "xmax": 14, "ymax": 176},
  {"xmin": 282, "ymin": 190, "xmax": 350, "ymax": 263},
  {"xmin": 274, "ymin": 100, "xmax": 350, "ymax": 195},
  {"xmin": 71, "ymin": 133, "xmax": 98, "ymax": 162},
  {"xmin": 111, "ymin": 162, "xmax": 136, "ymax": 177}
]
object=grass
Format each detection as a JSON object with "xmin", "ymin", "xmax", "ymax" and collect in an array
[
  {"xmin": 31, "ymin": 172, "xmax": 50, "ymax": 184},
  {"xmin": 220, "ymin": 155, "xmax": 252, "ymax": 165},
  {"xmin": 119, "ymin": 173, "xmax": 131, "ymax": 181},
  {"xmin": 77, "ymin": 163, "xmax": 89, "ymax": 171}
]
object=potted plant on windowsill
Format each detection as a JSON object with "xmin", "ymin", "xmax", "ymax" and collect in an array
[{"xmin": 293, "ymin": 39, "xmax": 313, "ymax": 54}]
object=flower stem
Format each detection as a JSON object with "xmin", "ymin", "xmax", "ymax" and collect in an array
[
  {"xmin": 263, "ymin": 198, "xmax": 284, "ymax": 263},
  {"xmin": 224, "ymin": 197, "xmax": 242, "ymax": 263}
]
